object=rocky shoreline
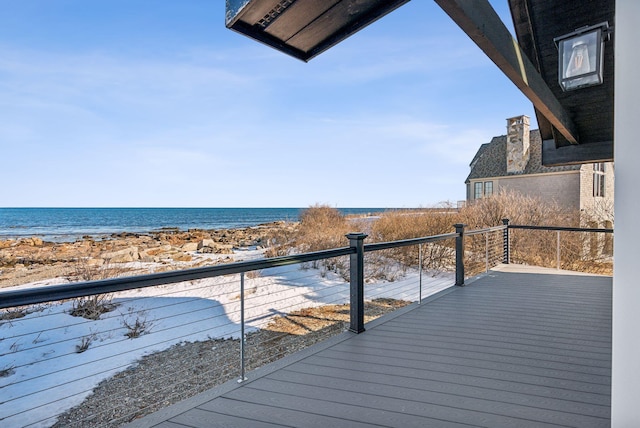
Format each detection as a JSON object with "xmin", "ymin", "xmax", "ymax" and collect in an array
[{"xmin": 0, "ymin": 221, "xmax": 298, "ymax": 288}]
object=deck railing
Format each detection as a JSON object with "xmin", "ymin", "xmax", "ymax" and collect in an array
[
  {"xmin": 0, "ymin": 222, "xmax": 612, "ymax": 427},
  {"xmin": 503, "ymin": 220, "xmax": 614, "ymax": 273}
]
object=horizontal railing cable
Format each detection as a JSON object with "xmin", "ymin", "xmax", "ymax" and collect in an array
[
  {"xmin": 465, "ymin": 224, "xmax": 506, "ymax": 236},
  {"xmin": 0, "ymin": 247, "xmax": 354, "ymax": 309},
  {"xmin": 364, "ymin": 232, "xmax": 457, "ymax": 252},
  {"xmin": 509, "ymin": 224, "xmax": 613, "ymax": 233}
]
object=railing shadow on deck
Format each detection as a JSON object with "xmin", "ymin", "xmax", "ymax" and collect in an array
[{"xmin": 0, "ymin": 221, "xmax": 613, "ymax": 427}]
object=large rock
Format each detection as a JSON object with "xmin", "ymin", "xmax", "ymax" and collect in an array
[
  {"xmin": 144, "ymin": 245, "xmax": 173, "ymax": 256},
  {"xmin": 101, "ymin": 246, "xmax": 139, "ymax": 263},
  {"xmin": 138, "ymin": 251, "xmax": 159, "ymax": 263},
  {"xmin": 171, "ymin": 252, "xmax": 192, "ymax": 262},
  {"xmin": 181, "ymin": 242, "xmax": 199, "ymax": 252},
  {"xmin": 197, "ymin": 239, "xmax": 216, "ymax": 250},
  {"xmin": 20, "ymin": 237, "xmax": 44, "ymax": 247},
  {"xmin": 216, "ymin": 244, "xmax": 234, "ymax": 254},
  {"xmin": 0, "ymin": 240, "xmax": 15, "ymax": 249},
  {"xmin": 197, "ymin": 240, "xmax": 234, "ymax": 254}
]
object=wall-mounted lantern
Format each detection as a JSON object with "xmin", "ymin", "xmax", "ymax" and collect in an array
[{"xmin": 554, "ymin": 22, "xmax": 611, "ymax": 91}]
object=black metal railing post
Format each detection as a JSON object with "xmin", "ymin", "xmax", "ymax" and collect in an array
[
  {"xmin": 238, "ymin": 272, "xmax": 247, "ymax": 383},
  {"xmin": 502, "ymin": 218, "xmax": 510, "ymax": 264},
  {"xmin": 346, "ymin": 233, "xmax": 367, "ymax": 333},
  {"xmin": 454, "ymin": 224, "xmax": 466, "ymax": 286}
]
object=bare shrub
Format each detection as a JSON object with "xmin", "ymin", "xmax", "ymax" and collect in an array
[
  {"xmin": 297, "ymin": 205, "xmax": 350, "ymax": 252},
  {"xmin": 371, "ymin": 205, "xmax": 459, "ymax": 242},
  {"xmin": 282, "ymin": 196, "xmax": 609, "ymax": 279},
  {"xmin": 1, "ymin": 308, "xmax": 27, "ymax": 321},
  {"xmin": 290, "ymin": 205, "xmax": 352, "ymax": 277},
  {"xmin": 122, "ymin": 309, "xmax": 153, "ymax": 339},
  {"xmin": 364, "ymin": 251, "xmax": 405, "ymax": 282},
  {"xmin": 123, "ymin": 317, "xmax": 151, "ymax": 339},
  {"xmin": 459, "ymin": 189, "xmax": 577, "ymax": 228},
  {"xmin": 68, "ymin": 258, "xmax": 126, "ymax": 320},
  {"xmin": 264, "ymin": 224, "xmax": 299, "ymax": 258},
  {"xmin": 581, "ymin": 197, "xmax": 614, "ymax": 227},
  {"xmin": 284, "ymin": 204, "xmax": 460, "ymax": 280},
  {"xmin": 68, "ymin": 258, "xmax": 129, "ymax": 282},
  {"xmin": 0, "ymin": 364, "xmax": 16, "ymax": 377},
  {"xmin": 369, "ymin": 206, "xmax": 459, "ymax": 272},
  {"xmin": 460, "ymin": 190, "xmax": 612, "ymax": 274},
  {"xmin": 70, "ymin": 295, "xmax": 117, "ymax": 320},
  {"xmin": 76, "ymin": 333, "xmax": 96, "ymax": 353},
  {"xmin": 460, "ymin": 190, "xmax": 571, "ymax": 271},
  {"xmin": 1, "ymin": 304, "xmax": 49, "ymax": 322}
]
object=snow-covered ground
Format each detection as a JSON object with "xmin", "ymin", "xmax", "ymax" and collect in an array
[{"xmin": 0, "ymin": 250, "xmax": 453, "ymax": 427}]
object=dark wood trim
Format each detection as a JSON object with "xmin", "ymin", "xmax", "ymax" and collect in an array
[{"xmin": 542, "ymin": 139, "xmax": 613, "ymax": 166}]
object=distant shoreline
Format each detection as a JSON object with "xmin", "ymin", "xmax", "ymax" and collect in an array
[
  {"xmin": 0, "ymin": 207, "xmax": 390, "ymax": 243},
  {"xmin": 0, "ymin": 221, "xmax": 298, "ymax": 244}
]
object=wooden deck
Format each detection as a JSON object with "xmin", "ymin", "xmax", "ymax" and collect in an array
[{"xmin": 128, "ymin": 265, "xmax": 612, "ymax": 428}]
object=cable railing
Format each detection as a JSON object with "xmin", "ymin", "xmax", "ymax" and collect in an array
[
  {"xmin": 0, "ymin": 231, "xmax": 460, "ymax": 427},
  {"xmin": 0, "ymin": 221, "xmax": 613, "ymax": 427},
  {"xmin": 464, "ymin": 225, "xmax": 507, "ymax": 277},
  {"xmin": 504, "ymin": 221, "xmax": 614, "ymax": 274}
]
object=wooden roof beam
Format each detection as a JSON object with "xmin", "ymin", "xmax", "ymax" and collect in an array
[{"xmin": 435, "ymin": 0, "xmax": 579, "ymax": 144}]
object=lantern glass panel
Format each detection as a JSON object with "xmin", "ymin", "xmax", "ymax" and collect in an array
[{"xmin": 558, "ymin": 28, "xmax": 603, "ymax": 91}]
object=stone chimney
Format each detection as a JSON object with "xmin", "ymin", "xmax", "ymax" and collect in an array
[{"xmin": 506, "ymin": 115, "xmax": 530, "ymax": 173}]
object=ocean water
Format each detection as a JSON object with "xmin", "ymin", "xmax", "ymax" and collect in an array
[{"xmin": 0, "ymin": 207, "xmax": 387, "ymax": 242}]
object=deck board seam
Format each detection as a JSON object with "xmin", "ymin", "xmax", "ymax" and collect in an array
[{"xmin": 255, "ymin": 374, "xmax": 611, "ymax": 421}]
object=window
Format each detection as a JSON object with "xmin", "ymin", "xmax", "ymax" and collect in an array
[
  {"xmin": 473, "ymin": 181, "xmax": 494, "ymax": 200},
  {"xmin": 484, "ymin": 181, "xmax": 493, "ymax": 197},
  {"xmin": 593, "ymin": 163, "xmax": 605, "ymax": 197},
  {"xmin": 474, "ymin": 182, "xmax": 483, "ymax": 199}
]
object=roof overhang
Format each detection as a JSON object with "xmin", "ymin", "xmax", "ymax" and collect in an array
[{"xmin": 225, "ymin": 0, "xmax": 411, "ymax": 62}]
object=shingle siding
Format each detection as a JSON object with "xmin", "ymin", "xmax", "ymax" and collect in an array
[{"xmin": 465, "ymin": 130, "xmax": 581, "ymax": 183}]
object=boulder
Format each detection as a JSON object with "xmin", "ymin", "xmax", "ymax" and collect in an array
[
  {"xmin": 198, "ymin": 246, "xmax": 213, "ymax": 254},
  {"xmin": 0, "ymin": 240, "xmax": 15, "ymax": 249},
  {"xmin": 216, "ymin": 244, "xmax": 234, "ymax": 255},
  {"xmin": 145, "ymin": 245, "xmax": 173, "ymax": 256},
  {"xmin": 102, "ymin": 246, "xmax": 139, "ymax": 263},
  {"xmin": 181, "ymin": 242, "xmax": 199, "ymax": 252},
  {"xmin": 139, "ymin": 252, "xmax": 159, "ymax": 263},
  {"xmin": 171, "ymin": 253, "xmax": 192, "ymax": 262},
  {"xmin": 197, "ymin": 239, "xmax": 216, "ymax": 250},
  {"xmin": 21, "ymin": 237, "xmax": 44, "ymax": 247}
]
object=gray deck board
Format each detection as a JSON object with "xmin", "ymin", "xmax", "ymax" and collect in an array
[{"xmin": 128, "ymin": 267, "xmax": 612, "ymax": 428}]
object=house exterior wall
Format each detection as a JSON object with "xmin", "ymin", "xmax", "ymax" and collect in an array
[
  {"xmin": 579, "ymin": 162, "xmax": 615, "ymax": 226},
  {"xmin": 468, "ymin": 162, "xmax": 614, "ymax": 224},
  {"xmin": 468, "ymin": 171, "xmax": 581, "ymax": 212}
]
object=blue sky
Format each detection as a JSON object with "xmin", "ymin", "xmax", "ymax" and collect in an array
[{"xmin": 0, "ymin": 1, "xmax": 535, "ymax": 208}]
